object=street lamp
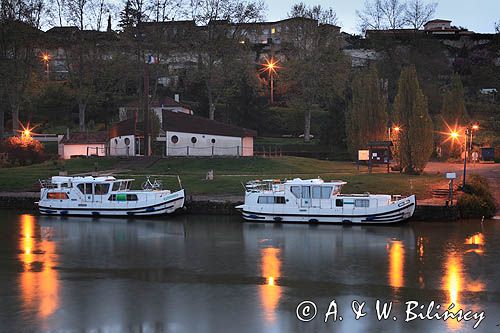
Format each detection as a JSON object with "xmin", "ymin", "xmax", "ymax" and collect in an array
[
  {"xmin": 469, "ymin": 124, "xmax": 479, "ymax": 152},
  {"xmin": 260, "ymin": 57, "xmax": 280, "ymax": 104},
  {"xmin": 449, "ymin": 128, "xmax": 469, "ymax": 190},
  {"xmin": 42, "ymin": 53, "xmax": 50, "ymax": 80}
]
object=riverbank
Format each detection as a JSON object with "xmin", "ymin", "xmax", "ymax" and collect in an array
[{"xmin": 0, "ymin": 192, "xmax": 459, "ymax": 221}]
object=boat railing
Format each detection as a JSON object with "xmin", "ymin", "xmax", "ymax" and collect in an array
[{"xmin": 39, "ymin": 179, "xmax": 57, "ymax": 189}]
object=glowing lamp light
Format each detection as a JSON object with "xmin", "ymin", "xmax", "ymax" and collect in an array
[
  {"xmin": 450, "ymin": 131, "xmax": 459, "ymax": 140},
  {"xmin": 472, "ymin": 124, "xmax": 479, "ymax": 130},
  {"xmin": 393, "ymin": 126, "xmax": 401, "ymax": 132}
]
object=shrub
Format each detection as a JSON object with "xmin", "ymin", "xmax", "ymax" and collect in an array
[
  {"xmin": 458, "ymin": 175, "xmax": 496, "ymax": 218},
  {"xmin": 0, "ymin": 137, "xmax": 47, "ymax": 166}
]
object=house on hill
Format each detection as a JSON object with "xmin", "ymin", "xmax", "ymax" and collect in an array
[
  {"xmin": 162, "ymin": 111, "xmax": 257, "ymax": 156},
  {"xmin": 119, "ymin": 95, "xmax": 193, "ymax": 125}
]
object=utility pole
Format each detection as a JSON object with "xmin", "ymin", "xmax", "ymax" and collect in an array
[{"xmin": 143, "ymin": 61, "xmax": 151, "ymax": 156}]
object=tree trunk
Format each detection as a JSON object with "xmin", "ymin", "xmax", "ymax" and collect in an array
[
  {"xmin": 304, "ymin": 108, "xmax": 311, "ymax": 142},
  {"xmin": 11, "ymin": 103, "xmax": 19, "ymax": 133},
  {"xmin": 207, "ymin": 84, "xmax": 215, "ymax": 120},
  {"xmin": 79, "ymin": 102, "xmax": 86, "ymax": 131},
  {"xmin": 0, "ymin": 109, "xmax": 4, "ymax": 139}
]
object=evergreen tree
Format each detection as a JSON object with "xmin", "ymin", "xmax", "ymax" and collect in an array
[
  {"xmin": 440, "ymin": 73, "xmax": 468, "ymax": 158},
  {"xmin": 393, "ymin": 65, "xmax": 434, "ymax": 174},
  {"xmin": 346, "ymin": 67, "xmax": 388, "ymax": 159},
  {"xmin": 119, "ymin": 0, "xmax": 140, "ymax": 30},
  {"xmin": 441, "ymin": 73, "xmax": 468, "ymax": 125}
]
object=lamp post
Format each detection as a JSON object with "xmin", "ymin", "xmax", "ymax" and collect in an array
[
  {"xmin": 470, "ymin": 124, "xmax": 479, "ymax": 152},
  {"xmin": 42, "ymin": 53, "xmax": 50, "ymax": 81},
  {"xmin": 261, "ymin": 57, "xmax": 279, "ymax": 104},
  {"xmin": 463, "ymin": 127, "xmax": 470, "ymax": 190}
]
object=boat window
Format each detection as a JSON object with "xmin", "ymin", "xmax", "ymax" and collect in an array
[
  {"xmin": 355, "ymin": 199, "xmax": 370, "ymax": 207},
  {"xmin": 275, "ymin": 196, "xmax": 286, "ymax": 204},
  {"xmin": 336, "ymin": 199, "xmax": 343, "ymax": 207},
  {"xmin": 127, "ymin": 194, "xmax": 138, "ymax": 201},
  {"xmin": 77, "ymin": 183, "xmax": 93, "ymax": 195},
  {"xmin": 258, "ymin": 196, "xmax": 274, "ymax": 204},
  {"xmin": 290, "ymin": 186, "xmax": 301, "ymax": 198},
  {"xmin": 301, "ymin": 186, "xmax": 311, "ymax": 199},
  {"xmin": 112, "ymin": 182, "xmax": 120, "ymax": 191},
  {"xmin": 47, "ymin": 192, "xmax": 69, "ymax": 200},
  {"xmin": 312, "ymin": 186, "xmax": 321, "ymax": 199},
  {"xmin": 94, "ymin": 183, "xmax": 110, "ymax": 195},
  {"xmin": 119, "ymin": 181, "xmax": 127, "ymax": 191},
  {"xmin": 321, "ymin": 186, "xmax": 333, "ymax": 199}
]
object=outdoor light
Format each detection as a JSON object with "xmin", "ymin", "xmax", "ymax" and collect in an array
[
  {"xmin": 41, "ymin": 53, "xmax": 50, "ymax": 80},
  {"xmin": 393, "ymin": 126, "xmax": 401, "ymax": 132},
  {"xmin": 472, "ymin": 124, "xmax": 479, "ymax": 130},
  {"xmin": 450, "ymin": 130, "xmax": 459, "ymax": 140},
  {"xmin": 260, "ymin": 57, "xmax": 280, "ymax": 104}
]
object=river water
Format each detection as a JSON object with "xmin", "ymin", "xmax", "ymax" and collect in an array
[{"xmin": 0, "ymin": 210, "xmax": 499, "ymax": 333}]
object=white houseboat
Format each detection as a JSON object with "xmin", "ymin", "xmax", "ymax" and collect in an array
[
  {"xmin": 38, "ymin": 176, "xmax": 185, "ymax": 217},
  {"xmin": 236, "ymin": 178, "xmax": 415, "ymax": 224}
]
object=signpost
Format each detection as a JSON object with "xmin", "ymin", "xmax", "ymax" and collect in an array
[
  {"xmin": 357, "ymin": 150, "xmax": 369, "ymax": 171},
  {"xmin": 446, "ymin": 172, "xmax": 457, "ymax": 205}
]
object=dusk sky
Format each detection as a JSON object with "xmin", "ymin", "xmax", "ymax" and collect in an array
[{"xmin": 265, "ymin": 0, "xmax": 499, "ymax": 34}]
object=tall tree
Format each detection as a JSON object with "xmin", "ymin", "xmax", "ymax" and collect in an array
[
  {"xmin": 392, "ymin": 65, "xmax": 433, "ymax": 173},
  {"xmin": 0, "ymin": 0, "xmax": 44, "ymax": 136},
  {"xmin": 404, "ymin": 0, "xmax": 437, "ymax": 30},
  {"xmin": 188, "ymin": 0, "xmax": 265, "ymax": 120},
  {"xmin": 346, "ymin": 67, "xmax": 388, "ymax": 159},
  {"xmin": 441, "ymin": 73, "xmax": 468, "ymax": 125},
  {"xmin": 282, "ymin": 3, "xmax": 350, "ymax": 142}
]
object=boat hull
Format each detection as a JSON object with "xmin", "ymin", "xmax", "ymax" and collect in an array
[
  {"xmin": 38, "ymin": 189, "xmax": 185, "ymax": 217},
  {"xmin": 237, "ymin": 195, "xmax": 416, "ymax": 224}
]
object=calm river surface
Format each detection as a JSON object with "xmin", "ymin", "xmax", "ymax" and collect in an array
[{"xmin": 0, "ymin": 210, "xmax": 499, "ymax": 333}]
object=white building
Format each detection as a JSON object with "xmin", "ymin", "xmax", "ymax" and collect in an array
[
  {"xmin": 59, "ymin": 132, "xmax": 108, "ymax": 159},
  {"xmin": 162, "ymin": 111, "xmax": 256, "ymax": 157}
]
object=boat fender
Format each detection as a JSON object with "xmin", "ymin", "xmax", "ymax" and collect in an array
[
  {"xmin": 309, "ymin": 219, "xmax": 319, "ymax": 224},
  {"xmin": 273, "ymin": 217, "xmax": 283, "ymax": 222},
  {"xmin": 342, "ymin": 219, "xmax": 352, "ymax": 224}
]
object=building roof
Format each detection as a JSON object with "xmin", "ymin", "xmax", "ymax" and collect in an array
[
  {"xmin": 162, "ymin": 111, "xmax": 257, "ymax": 137},
  {"xmin": 60, "ymin": 131, "xmax": 108, "ymax": 144},
  {"xmin": 124, "ymin": 96, "xmax": 191, "ymax": 110},
  {"xmin": 109, "ymin": 118, "xmax": 138, "ymax": 138},
  {"xmin": 425, "ymin": 19, "xmax": 452, "ymax": 24}
]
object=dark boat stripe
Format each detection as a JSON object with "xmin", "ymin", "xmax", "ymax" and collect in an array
[
  {"xmin": 241, "ymin": 203, "xmax": 414, "ymax": 218},
  {"xmin": 39, "ymin": 196, "xmax": 183, "ymax": 212}
]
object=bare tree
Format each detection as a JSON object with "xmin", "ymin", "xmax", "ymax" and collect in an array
[
  {"xmin": 357, "ymin": 0, "xmax": 406, "ymax": 32},
  {"xmin": 289, "ymin": 2, "xmax": 339, "ymax": 25},
  {"xmin": 356, "ymin": 0, "xmax": 385, "ymax": 32},
  {"xmin": 382, "ymin": 0, "xmax": 406, "ymax": 29},
  {"xmin": 404, "ymin": 0, "xmax": 437, "ymax": 30},
  {"xmin": 495, "ymin": 21, "xmax": 500, "ymax": 33}
]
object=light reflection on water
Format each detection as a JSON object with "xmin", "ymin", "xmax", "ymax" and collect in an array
[
  {"xmin": 19, "ymin": 214, "xmax": 59, "ymax": 323},
  {"xmin": 1, "ymin": 212, "xmax": 498, "ymax": 332},
  {"xmin": 259, "ymin": 247, "xmax": 281, "ymax": 322}
]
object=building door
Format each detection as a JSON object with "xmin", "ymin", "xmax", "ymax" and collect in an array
[{"xmin": 301, "ymin": 186, "xmax": 311, "ymax": 208}]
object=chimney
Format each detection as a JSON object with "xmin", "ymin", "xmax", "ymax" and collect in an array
[
  {"xmin": 66, "ymin": 127, "xmax": 70, "ymax": 140},
  {"xmin": 174, "ymin": 94, "xmax": 180, "ymax": 103}
]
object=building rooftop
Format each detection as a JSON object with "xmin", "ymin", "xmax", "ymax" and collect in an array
[
  {"xmin": 60, "ymin": 131, "xmax": 108, "ymax": 144},
  {"xmin": 162, "ymin": 111, "xmax": 257, "ymax": 138}
]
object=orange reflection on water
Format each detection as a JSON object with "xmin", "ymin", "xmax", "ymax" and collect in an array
[
  {"xmin": 465, "ymin": 233, "xmax": 484, "ymax": 246},
  {"xmin": 259, "ymin": 247, "xmax": 281, "ymax": 322},
  {"xmin": 443, "ymin": 253, "xmax": 462, "ymax": 329},
  {"xmin": 19, "ymin": 214, "xmax": 59, "ymax": 320},
  {"xmin": 388, "ymin": 240, "xmax": 405, "ymax": 288}
]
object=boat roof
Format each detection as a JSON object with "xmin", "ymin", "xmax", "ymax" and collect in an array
[
  {"xmin": 284, "ymin": 178, "xmax": 347, "ymax": 186},
  {"xmin": 51, "ymin": 176, "xmax": 134, "ymax": 183}
]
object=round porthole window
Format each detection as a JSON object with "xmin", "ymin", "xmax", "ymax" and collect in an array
[
  {"xmin": 211, "ymin": 138, "xmax": 216, "ymax": 144},
  {"xmin": 171, "ymin": 135, "xmax": 179, "ymax": 144},
  {"xmin": 191, "ymin": 137, "xmax": 197, "ymax": 144},
  {"xmin": 124, "ymin": 138, "xmax": 131, "ymax": 146}
]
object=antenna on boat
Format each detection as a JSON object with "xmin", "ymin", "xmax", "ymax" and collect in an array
[{"xmin": 177, "ymin": 175, "xmax": 183, "ymax": 189}]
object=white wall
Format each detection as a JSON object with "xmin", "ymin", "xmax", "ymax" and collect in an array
[
  {"xmin": 109, "ymin": 135, "xmax": 136, "ymax": 156},
  {"xmin": 62, "ymin": 144, "xmax": 106, "ymax": 159},
  {"xmin": 166, "ymin": 131, "xmax": 253, "ymax": 156}
]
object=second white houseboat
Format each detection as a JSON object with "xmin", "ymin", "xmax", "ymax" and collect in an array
[
  {"xmin": 236, "ymin": 178, "xmax": 415, "ymax": 224},
  {"xmin": 38, "ymin": 176, "xmax": 185, "ymax": 217}
]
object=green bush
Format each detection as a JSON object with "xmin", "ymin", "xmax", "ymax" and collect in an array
[{"xmin": 458, "ymin": 175, "xmax": 496, "ymax": 218}]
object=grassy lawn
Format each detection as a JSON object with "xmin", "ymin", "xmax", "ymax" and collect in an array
[{"xmin": 0, "ymin": 156, "xmax": 442, "ymax": 198}]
